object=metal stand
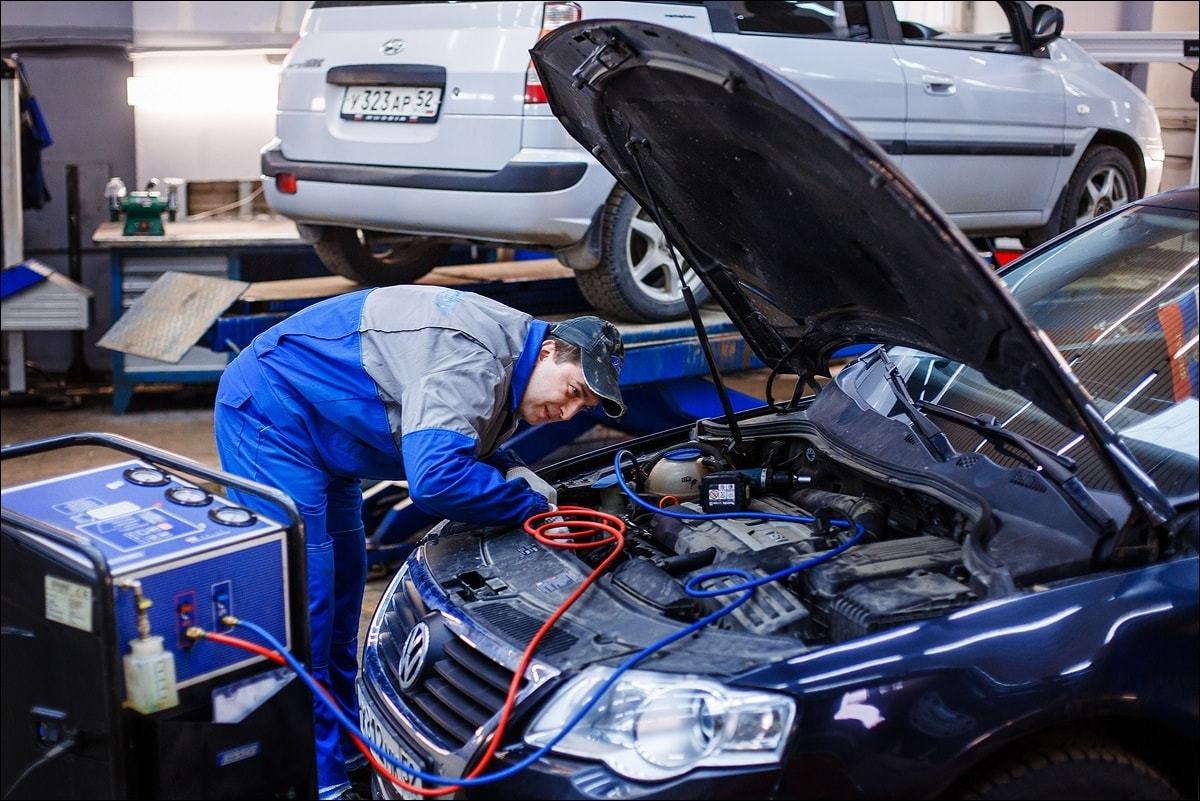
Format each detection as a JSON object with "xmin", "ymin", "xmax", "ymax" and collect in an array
[{"xmin": 2, "ymin": 59, "xmax": 25, "ymax": 393}]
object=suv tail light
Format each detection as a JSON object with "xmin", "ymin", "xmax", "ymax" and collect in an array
[{"xmin": 525, "ymin": 2, "xmax": 581, "ymax": 104}]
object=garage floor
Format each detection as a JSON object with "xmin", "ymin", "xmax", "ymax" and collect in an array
[{"xmin": 0, "ymin": 368, "xmax": 801, "ymax": 651}]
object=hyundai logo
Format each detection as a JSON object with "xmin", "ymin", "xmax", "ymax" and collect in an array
[
  {"xmin": 381, "ymin": 38, "xmax": 407, "ymax": 56},
  {"xmin": 398, "ymin": 622, "xmax": 429, "ymax": 690}
]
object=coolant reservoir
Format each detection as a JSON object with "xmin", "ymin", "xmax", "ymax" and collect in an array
[{"xmin": 646, "ymin": 448, "xmax": 712, "ymax": 500}]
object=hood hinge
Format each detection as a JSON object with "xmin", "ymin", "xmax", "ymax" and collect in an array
[{"xmin": 573, "ymin": 28, "xmax": 633, "ymax": 89}]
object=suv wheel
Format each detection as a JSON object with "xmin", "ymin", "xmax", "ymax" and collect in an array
[
  {"xmin": 1022, "ymin": 145, "xmax": 1136, "ymax": 248},
  {"xmin": 312, "ymin": 226, "xmax": 445, "ymax": 286},
  {"xmin": 959, "ymin": 737, "xmax": 1179, "ymax": 800},
  {"xmin": 575, "ymin": 186, "xmax": 711, "ymax": 322}
]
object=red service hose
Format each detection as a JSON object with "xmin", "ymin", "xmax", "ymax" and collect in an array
[
  {"xmin": 367, "ymin": 506, "xmax": 627, "ymax": 797},
  {"xmin": 198, "ymin": 507, "xmax": 627, "ymax": 798}
]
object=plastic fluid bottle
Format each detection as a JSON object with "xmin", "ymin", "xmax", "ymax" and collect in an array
[{"xmin": 123, "ymin": 635, "xmax": 180, "ymax": 714}]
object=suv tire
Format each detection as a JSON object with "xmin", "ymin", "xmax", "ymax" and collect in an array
[
  {"xmin": 1022, "ymin": 145, "xmax": 1136, "ymax": 248},
  {"xmin": 312, "ymin": 226, "xmax": 445, "ymax": 286},
  {"xmin": 575, "ymin": 186, "xmax": 711, "ymax": 322},
  {"xmin": 959, "ymin": 737, "xmax": 1179, "ymax": 800}
]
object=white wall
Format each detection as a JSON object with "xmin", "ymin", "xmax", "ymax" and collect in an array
[
  {"xmin": 1145, "ymin": 1, "xmax": 1198, "ymax": 190},
  {"xmin": 132, "ymin": 1, "xmax": 307, "ymax": 48},
  {"xmin": 131, "ymin": 51, "xmax": 281, "ymax": 186},
  {"xmin": 129, "ymin": 1, "xmax": 306, "ymax": 188}
]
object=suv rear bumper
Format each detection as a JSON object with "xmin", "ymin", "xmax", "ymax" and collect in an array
[{"xmin": 261, "ymin": 142, "xmax": 614, "ymax": 246}]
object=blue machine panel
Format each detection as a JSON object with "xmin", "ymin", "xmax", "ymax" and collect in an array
[
  {"xmin": 2, "ymin": 460, "xmax": 282, "ymax": 569},
  {"xmin": 112, "ymin": 535, "xmax": 291, "ymax": 688},
  {"xmin": 3, "ymin": 460, "xmax": 293, "ymax": 691}
]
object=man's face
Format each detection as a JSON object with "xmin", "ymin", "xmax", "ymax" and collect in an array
[{"xmin": 519, "ymin": 341, "xmax": 600, "ymax": 425}]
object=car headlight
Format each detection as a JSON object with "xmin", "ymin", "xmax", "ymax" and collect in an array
[{"xmin": 523, "ymin": 667, "xmax": 795, "ymax": 781}]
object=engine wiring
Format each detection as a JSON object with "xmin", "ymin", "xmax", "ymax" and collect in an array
[{"xmin": 191, "ymin": 448, "xmax": 863, "ymax": 794}]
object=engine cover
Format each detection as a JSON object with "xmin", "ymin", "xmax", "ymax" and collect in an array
[
  {"xmin": 650, "ymin": 497, "xmax": 818, "ymax": 556},
  {"xmin": 648, "ymin": 497, "xmax": 820, "ymax": 637}
]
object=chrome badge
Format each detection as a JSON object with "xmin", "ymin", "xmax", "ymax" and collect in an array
[
  {"xmin": 381, "ymin": 38, "xmax": 408, "ymax": 56},
  {"xmin": 398, "ymin": 621, "xmax": 429, "ymax": 690}
]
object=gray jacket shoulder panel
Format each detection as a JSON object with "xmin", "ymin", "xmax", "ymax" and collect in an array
[{"xmin": 360, "ymin": 287, "xmax": 533, "ymax": 454}]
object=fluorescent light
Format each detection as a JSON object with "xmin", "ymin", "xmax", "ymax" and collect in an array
[{"xmin": 127, "ymin": 70, "xmax": 279, "ymax": 112}]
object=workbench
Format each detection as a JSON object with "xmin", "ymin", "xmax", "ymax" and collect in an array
[{"xmin": 93, "ymin": 219, "xmax": 320, "ymax": 413}]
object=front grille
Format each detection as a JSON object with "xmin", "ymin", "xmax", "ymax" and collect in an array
[{"xmin": 377, "ymin": 591, "xmax": 528, "ymax": 749}]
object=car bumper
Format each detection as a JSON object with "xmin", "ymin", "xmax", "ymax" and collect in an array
[
  {"xmin": 1143, "ymin": 144, "xmax": 1165, "ymax": 196},
  {"xmin": 260, "ymin": 141, "xmax": 614, "ymax": 246}
]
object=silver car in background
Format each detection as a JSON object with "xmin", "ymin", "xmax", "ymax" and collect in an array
[{"xmin": 262, "ymin": 0, "xmax": 1164, "ymax": 321}]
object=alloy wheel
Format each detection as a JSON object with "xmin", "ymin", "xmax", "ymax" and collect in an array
[
  {"xmin": 625, "ymin": 207, "xmax": 705, "ymax": 304},
  {"xmin": 1073, "ymin": 166, "xmax": 1130, "ymax": 227}
]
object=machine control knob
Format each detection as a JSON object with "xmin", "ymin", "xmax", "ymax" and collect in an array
[{"xmin": 208, "ymin": 505, "xmax": 257, "ymax": 527}]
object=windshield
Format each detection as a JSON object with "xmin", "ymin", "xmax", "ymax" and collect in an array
[{"xmin": 886, "ymin": 202, "xmax": 1198, "ymax": 498}]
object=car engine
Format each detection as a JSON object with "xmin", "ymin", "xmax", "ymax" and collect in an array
[{"xmin": 553, "ymin": 433, "xmax": 985, "ymax": 647}]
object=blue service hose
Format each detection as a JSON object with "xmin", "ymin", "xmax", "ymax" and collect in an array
[{"xmin": 229, "ymin": 448, "xmax": 863, "ymax": 788}]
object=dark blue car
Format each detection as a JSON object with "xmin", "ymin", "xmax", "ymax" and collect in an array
[{"xmin": 357, "ymin": 20, "xmax": 1198, "ymax": 800}]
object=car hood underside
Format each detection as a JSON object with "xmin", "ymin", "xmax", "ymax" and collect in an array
[{"xmin": 532, "ymin": 20, "xmax": 1096, "ymax": 434}]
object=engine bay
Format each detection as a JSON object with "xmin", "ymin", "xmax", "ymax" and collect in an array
[{"xmin": 542, "ymin": 425, "xmax": 990, "ymax": 647}]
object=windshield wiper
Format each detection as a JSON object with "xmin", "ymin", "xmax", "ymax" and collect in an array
[
  {"xmin": 871, "ymin": 349, "xmax": 955, "ymax": 462},
  {"xmin": 916, "ymin": 401, "xmax": 1116, "ymax": 534},
  {"xmin": 916, "ymin": 403, "xmax": 1077, "ymax": 474}
]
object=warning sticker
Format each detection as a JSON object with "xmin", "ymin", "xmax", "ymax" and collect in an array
[{"xmin": 45, "ymin": 575, "xmax": 93, "ymax": 632}]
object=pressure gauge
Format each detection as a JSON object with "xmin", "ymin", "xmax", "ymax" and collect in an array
[
  {"xmin": 123, "ymin": 466, "xmax": 170, "ymax": 486},
  {"xmin": 208, "ymin": 505, "xmax": 257, "ymax": 527},
  {"xmin": 166, "ymin": 486, "xmax": 212, "ymax": 507}
]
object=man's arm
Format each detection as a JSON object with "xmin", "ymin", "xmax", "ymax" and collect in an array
[
  {"xmin": 397, "ymin": 364, "xmax": 549, "ymax": 526},
  {"xmin": 483, "ymin": 446, "xmax": 526, "ymax": 474},
  {"xmin": 402, "ymin": 429, "xmax": 550, "ymax": 525}
]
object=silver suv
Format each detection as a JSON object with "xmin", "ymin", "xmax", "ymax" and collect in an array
[{"xmin": 263, "ymin": 1, "xmax": 1164, "ymax": 321}]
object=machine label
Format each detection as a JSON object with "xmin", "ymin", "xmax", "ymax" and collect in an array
[
  {"xmin": 87, "ymin": 500, "xmax": 140, "ymax": 520},
  {"xmin": 45, "ymin": 575, "xmax": 93, "ymax": 632},
  {"xmin": 216, "ymin": 741, "xmax": 260, "ymax": 766},
  {"xmin": 52, "ymin": 497, "xmax": 104, "ymax": 516},
  {"xmin": 78, "ymin": 508, "xmax": 201, "ymax": 551}
]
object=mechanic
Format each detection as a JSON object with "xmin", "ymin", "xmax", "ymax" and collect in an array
[{"xmin": 212, "ymin": 285, "xmax": 625, "ymax": 800}]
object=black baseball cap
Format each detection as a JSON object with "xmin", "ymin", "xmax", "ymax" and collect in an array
[{"xmin": 549, "ymin": 316, "xmax": 625, "ymax": 417}]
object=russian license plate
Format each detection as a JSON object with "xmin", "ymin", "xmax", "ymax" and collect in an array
[
  {"xmin": 358, "ymin": 690, "xmax": 427, "ymax": 800},
  {"xmin": 340, "ymin": 85, "xmax": 442, "ymax": 123}
]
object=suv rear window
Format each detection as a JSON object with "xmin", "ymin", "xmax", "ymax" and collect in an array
[{"xmin": 731, "ymin": 1, "xmax": 870, "ymax": 40}]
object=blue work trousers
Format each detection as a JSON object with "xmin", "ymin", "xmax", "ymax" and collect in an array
[{"xmin": 214, "ymin": 379, "xmax": 367, "ymax": 799}]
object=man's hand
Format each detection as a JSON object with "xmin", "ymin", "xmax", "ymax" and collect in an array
[{"xmin": 506, "ymin": 466, "xmax": 557, "ymax": 507}]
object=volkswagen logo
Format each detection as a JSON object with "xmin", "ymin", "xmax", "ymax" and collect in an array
[
  {"xmin": 381, "ymin": 38, "xmax": 407, "ymax": 56},
  {"xmin": 398, "ymin": 621, "xmax": 429, "ymax": 690}
]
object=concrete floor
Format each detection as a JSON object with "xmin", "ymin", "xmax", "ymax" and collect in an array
[{"xmin": 1, "ymin": 368, "xmax": 800, "ymax": 654}]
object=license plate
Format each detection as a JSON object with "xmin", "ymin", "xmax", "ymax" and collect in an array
[
  {"xmin": 340, "ymin": 85, "xmax": 442, "ymax": 123},
  {"xmin": 358, "ymin": 689, "xmax": 427, "ymax": 800}
]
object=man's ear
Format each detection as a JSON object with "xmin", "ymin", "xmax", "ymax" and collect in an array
[{"xmin": 538, "ymin": 339, "xmax": 557, "ymax": 361}]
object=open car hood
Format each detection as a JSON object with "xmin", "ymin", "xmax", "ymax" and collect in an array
[{"xmin": 532, "ymin": 21, "xmax": 1101, "ymax": 433}]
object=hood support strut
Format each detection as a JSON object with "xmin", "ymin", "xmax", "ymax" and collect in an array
[{"xmin": 625, "ymin": 136, "xmax": 744, "ymax": 452}]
